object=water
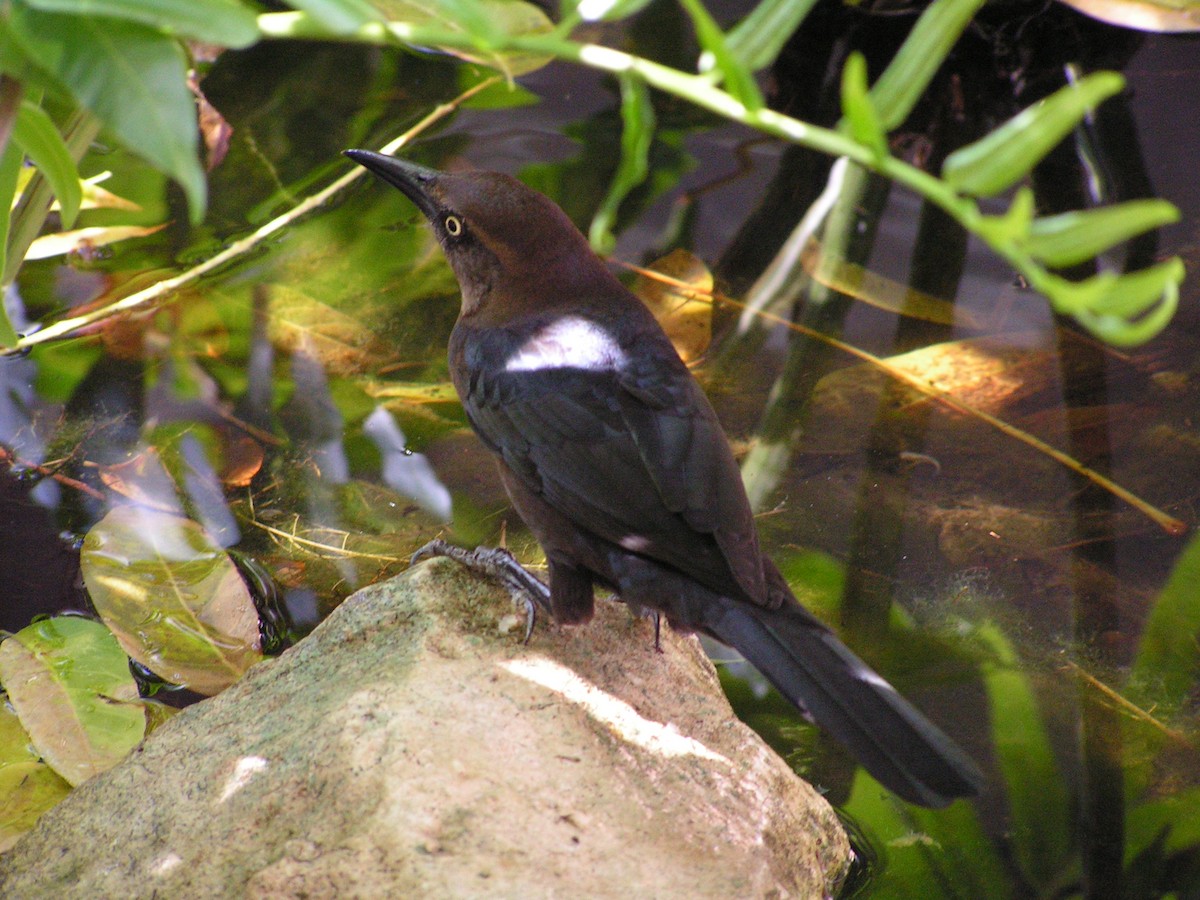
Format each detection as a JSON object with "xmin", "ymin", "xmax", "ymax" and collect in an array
[{"xmin": 4, "ymin": 13, "xmax": 1199, "ymax": 898}]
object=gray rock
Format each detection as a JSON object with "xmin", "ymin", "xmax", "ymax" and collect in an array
[{"xmin": 0, "ymin": 558, "xmax": 851, "ymax": 898}]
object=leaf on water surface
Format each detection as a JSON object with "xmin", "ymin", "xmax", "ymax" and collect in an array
[
  {"xmin": 1054, "ymin": 0, "xmax": 1200, "ymax": 30},
  {"xmin": 0, "ymin": 617, "xmax": 145, "ymax": 787},
  {"xmin": 81, "ymin": 506, "xmax": 264, "ymax": 696},
  {"xmin": 0, "ymin": 702, "xmax": 73, "ymax": 851},
  {"xmin": 633, "ymin": 249, "xmax": 714, "ymax": 364}
]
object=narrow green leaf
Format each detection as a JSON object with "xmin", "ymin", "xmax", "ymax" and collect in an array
[
  {"xmin": 1070, "ymin": 264, "xmax": 1181, "ymax": 346},
  {"xmin": 942, "ymin": 73, "xmax": 1126, "ymax": 198},
  {"xmin": 839, "ymin": 52, "xmax": 887, "ymax": 159},
  {"xmin": 82, "ymin": 506, "xmax": 263, "ymax": 696},
  {"xmin": 22, "ymin": 0, "xmax": 262, "ymax": 47},
  {"xmin": 869, "ymin": 0, "xmax": 987, "ymax": 131},
  {"xmin": 589, "ymin": 73, "xmax": 654, "ymax": 254},
  {"xmin": 726, "ymin": 0, "xmax": 820, "ymax": 72},
  {"xmin": 12, "ymin": 100, "xmax": 82, "ymax": 227},
  {"xmin": 1025, "ymin": 199, "xmax": 1180, "ymax": 268},
  {"xmin": 679, "ymin": 0, "xmax": 764, "ymax": 111},
  {"xmin": 974, "ymin": 186, "xmax": 1036, "ymax": 244},
  {"xmin": 0, "ymin": 617, "xmax": 145, "ymax": 787},
  {"xmin": 8, "ymin": 7, "xmax": 207, "ymax": 223}
]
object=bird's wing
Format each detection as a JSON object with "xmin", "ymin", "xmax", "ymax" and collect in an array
[{"xmin": 463, "ymin": 335, "xmax": 768, "ymax": 605}]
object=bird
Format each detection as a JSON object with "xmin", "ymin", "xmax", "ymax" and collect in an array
[{"xmin": 344, "ymin": 148, "xmax": 985, "ymax": 807}]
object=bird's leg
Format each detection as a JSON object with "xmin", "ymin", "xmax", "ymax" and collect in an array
[
  {"xmin": 410, "ymin": 539, "xmax": 551, "ymax": 643},
  {"xmin": 652, "ymin": 611, "xmax": 663, "ymax": 654}
]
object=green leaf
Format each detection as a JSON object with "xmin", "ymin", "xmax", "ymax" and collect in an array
[
  {"xmin": 942, "ymin": 72, "xmax": 1126, "ymax": 198},
  {"xmin": 679, "ymin": 0, "xmax": 764, "ymax": 111},
  {"xmin": 839, "ymin": 52, "xmax": 887, "ymax": 159},
  {"xmin": 0, "ymin": 617, "xmax": 145, "ymax": 787},
  {"xmin": 0, "ymin": 704, "xmax": 72, "ymax": 853},
  {"xmin": 286, "ymin": 0, "xmax": 384, "ymax": 33},
  {"xmin": 725, "ymin": 0, "xmax": 820, "ymax": 72},
  {"xmin": 1071, "ymin": 267, "xmax": 1181, "ymax": 346},
  {"xmin": 1129, "ymin": 532, "xmax": 1200, "ymax": 735},
  {"xmin": 975, "ymin": 186, "xmax": 1036, "ymax": 244},
  {"xmin": 21, "ymin": 0, "xmax": 262, "ymax": 47},
  {"xmin": 975, "ymin": 623, "xmax": 1070, "ymax": 887},
  {"xmin": 12, "ymin": 100, "xmax": 82, "ymax": 228},
  {"xmin": 1025, "ymin": 199, "xmax": 1180, "ymax": 268},
  {"xmin": 81, "ymin": 506, "xmax": 264, "ymax": 696},
  {"xmin": 0, "ymin": 137, "xmax": 21, "ymax": 346},
  {"xmin": 589, "ymin": 73, "xmax": 654, "ymax": 254},
  {"xmin": 373, "ymin": 0, "xmax": 554, "ymax": 76},
  {"xmin": 8, "ymin": 7, "xmax": 207, "ymax": 222},
  {"xmin": 869, "ymin": 0, "xmax": 987, "ymax": 131}
]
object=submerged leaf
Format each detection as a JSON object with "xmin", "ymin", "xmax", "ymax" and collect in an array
[
  {"xmin": 0, "ymin": 617, "xmax": 144, "ymax": 787},
  {"xmin": 634, "ymin": 249, "xmax": 714, "ymax": 363},
  {"xmin": 81, "ymin": 507, "xmax": 263, "ymax": 695}
]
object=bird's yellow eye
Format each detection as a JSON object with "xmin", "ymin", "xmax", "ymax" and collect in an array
[{"xmin": 444, "ymin": 215, "xmax": 463, "ymax": 236}]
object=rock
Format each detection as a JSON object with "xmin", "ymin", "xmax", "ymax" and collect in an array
[{"xmin": 0, "ymin": 558, "xmax": 851, "ymax": 898}]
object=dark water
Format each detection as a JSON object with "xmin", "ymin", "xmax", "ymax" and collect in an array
[{"xmin": 4, "ymin": 7, "xmax": 1200, "ymax": 897}]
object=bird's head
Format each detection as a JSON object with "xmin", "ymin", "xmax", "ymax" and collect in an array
[{"xmin": 344, "ymin": 150, "xmax": 606, "ymax": 322}]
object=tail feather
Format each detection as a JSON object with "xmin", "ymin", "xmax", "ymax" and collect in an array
[{"xmin": 705, "ymin": 600, "xmax": 984, "ymax": 807}]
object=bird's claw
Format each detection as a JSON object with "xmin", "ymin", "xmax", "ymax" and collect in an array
[{"xmin": 410, "ymin": 539, "xmax": 551, "ymax": 643}]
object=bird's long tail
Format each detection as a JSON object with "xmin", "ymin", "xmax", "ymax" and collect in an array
[{"xmin": 702, "ymin": 597, "xmax": 984, "ymax": 808}]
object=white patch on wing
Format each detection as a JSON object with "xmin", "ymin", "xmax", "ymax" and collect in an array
[
  {"xmin": 504, "ymin": 316, "xmax": 626, "ymax": 373},
  {"xmin": 619, "ymin": 534, "xmax": 652, "ymax": 552}
]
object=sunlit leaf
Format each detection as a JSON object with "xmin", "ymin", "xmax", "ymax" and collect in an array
[
  {"xmin": 374, "ymin": 0, "xmax": 554, "ymax": 76},
  {"xmin": 267, "ymin": 285, "xmax": 390, "ymax": 376},
  {"xmin": 1055, "ymin": 0, "xmax": 1200, "ymax": 31},
  {"xmin": 634, "ymin": 249, "xmax": 714, "ymax": 363},
  {"xmin": 942, "ymin": 73, "xmax": 1126, "ymax": 197},
  {"xmin": 7, "ymin": 6, "xmax": 207, "ymax": 222},
  {"xmin": 589, "ymin": 73, "xmax": 654, "ymax": 254},
  {"xmin": 839, "ymin": 52, "xmax": 887, "ymax": 158},
  {"xmin": 21, "ymin": 0, "xmax": 262, "ymax": 47},
  {"xmin": 868, "ymin": 0, "xmax": 988, "ymax": 131},
  {"xmin": 81, "ymin": 506, "xmax": 264, "ymax": 696},
  {"xmin": 725, "ymin": 0, "xmax": 820, "ymax": 72},
  {"xmin": 0, "ymin": 617, "xmax": 144, "ymax": 787},
  {"xmin": 12, "ymin": 100, "xmax": 81, "ymax": 227},
  {"xmin": 1025, "ymin": 199, "xmax": 1180, "ymax": 268},
  {"xmin": 25, "ymin": 222, "xmax": 169, "ymax": 260}
]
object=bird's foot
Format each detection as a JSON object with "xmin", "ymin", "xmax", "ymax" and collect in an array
[{"xmin": 411, "ymin": 539, "xmax": 551, "ymax": 643}]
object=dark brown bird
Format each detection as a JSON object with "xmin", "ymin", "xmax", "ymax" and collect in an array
[{"xmin": 345, "ymin": 149, "xmax": 984, "ymax": 807}]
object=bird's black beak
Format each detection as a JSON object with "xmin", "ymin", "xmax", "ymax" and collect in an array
[{"xmin": 343, "ymin": 149, "xmax": 441, "ymax": 220}]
